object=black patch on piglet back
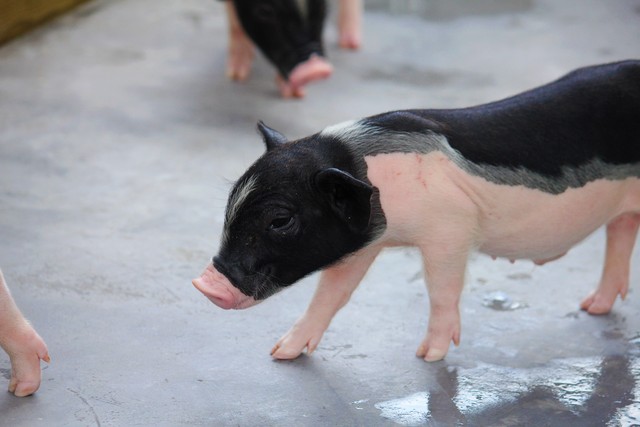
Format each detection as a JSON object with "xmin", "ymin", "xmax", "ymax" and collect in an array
[
  {"xmin": 425, "ymin": 60, "xmax": 640, "ymax": 174},
  {"xmin": 364, "ymin": 111, "xmax": 445, "ymax": 135},
  {"xmin": 360, "ymin": 60, "xmax": 640, "ymax": 193}
]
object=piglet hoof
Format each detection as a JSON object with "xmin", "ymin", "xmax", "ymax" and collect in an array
[
  {"xmin": 270, "ymin": 317, "xmax": 327, "ymax": 360},
  {"xmin": 416, "ymin": 333, "xmax": 459, "ymax": 362},
  {"xmin": 270, "ymin": 331, "xmax": 321, "ymax": 360},
  {"xmin": 580, "ymin": 276, "xmax": 629, "ymax": 315},
  {"xmin": 276, "ymin": 55, "xmax": 333, "ymax": 98},
  {"xmin": 270, "ymin": 343, "xmax": 304, "ymax": 360},
  {"xmin": 415, "ymin": 315, "xmax": 461, "ymax": 362},
  {"xmin": 415, "ymin": 341, "xmax": 451, "ymax": 362},
  {"xmin": 5, "ymin": 329, "xmax": 50, "ymax": 397},
  {"xmin": 579, "ymin": 289, "xmax": 618, "ymax": 315},
  {"xmin": 276, "ymin": 76, "xmax": 304, "ymax": 99}
]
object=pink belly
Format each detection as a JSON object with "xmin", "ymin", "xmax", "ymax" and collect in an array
[{"xmin": 477, "ymin": 178, "xmax": 640, "ymax": 260}]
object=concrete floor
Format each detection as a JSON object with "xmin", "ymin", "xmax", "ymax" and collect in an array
[{"xmin": 1, "ymin": 0, "xmax": 640, "ymax": 425}]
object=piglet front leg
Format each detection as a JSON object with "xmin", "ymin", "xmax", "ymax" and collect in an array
[
  {"xmin": 415, "ymin": 229, "xmax": 471, "ymax": 362},
  {"xmin": 0, "ymin": 270, "xmax": 50, "ymax": 397},
  {"xmin": 271, "ymin": 245, "xmax": 381, "ymax": 360}
]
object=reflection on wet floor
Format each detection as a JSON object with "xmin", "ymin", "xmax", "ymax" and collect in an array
[
  {"xmin": 375, "ymin": 392, "xmax": 430, "ymax": 426},
  {"xmin": 370, "ymin": 354, "xmax": 639, "ymax": 426}
]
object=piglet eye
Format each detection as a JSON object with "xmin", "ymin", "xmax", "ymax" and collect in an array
[{"xmin": 269, "ymin": 216, "xmax": 293, "ymax": 231}]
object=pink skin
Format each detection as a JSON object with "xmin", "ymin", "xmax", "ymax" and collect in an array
[
  {"xmin": 580, "ymin": 213, "xmax": 640, "ymax": 314},
  {"xmin": 224, "ymin": 1, "xmax": 255, "ymax": 82},
  {"xmin": 224, "ymin": 0, "xmax": 358, "ymax": 98},
  {"xmin": 0, "ymin": 270, "xmax": 50, "ymax": 397},
  {"xmin": 271, "ymin": 246, "xmax": 381, "ymax": 359},
  {"xmin": 192, "ymin": 263, "xmax": 259, "ymax": 310},
  {"xmin": 276, "ymin": 55, "xmax": 333, "ymax": 99},
  {"xmin": 533, "ymin": 252, "xmax": 567, "ymax": 266},
  {"xmin": 338, "ymin": 0, "xmax": 363, "ymax": 49},
  {"xmin": 379, "ymin": 153, "xmax": 639, "ymax": 361}
]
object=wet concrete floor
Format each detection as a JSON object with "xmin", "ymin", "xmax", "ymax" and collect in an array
[{"xmin": 1, "ymin": 0, "xmax": 640, "ymax": 425}]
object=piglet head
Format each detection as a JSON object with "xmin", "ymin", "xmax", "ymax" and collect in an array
[{"xmin": 193, "ymin": 121, "xmax": 376, "ymax": 309}]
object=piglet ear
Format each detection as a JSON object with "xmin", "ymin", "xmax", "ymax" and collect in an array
[
  {"xmin": 315, "ymin": 168, "xmax": 373, "ymax": 233},
  {"xmin": 257, "ymin": 121, "xmax": 287, "ymax": 151}
]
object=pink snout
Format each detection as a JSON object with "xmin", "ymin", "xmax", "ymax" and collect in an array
[{"xmin": 192, "ymin": 263, "xmax": 259, "ymax": 310}]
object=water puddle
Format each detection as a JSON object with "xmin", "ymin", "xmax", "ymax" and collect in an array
[
  {"xmin": 482, "ymin": 291, "xmax": 528, "ymax": 311},
  {"xmin": 370, "ymin": 356, "xmax": 640, "ymax": 425},
  {"xmin": 350, "ymin": 399, "xmax": 369, "ymax": 410},
  {"xmin": 506, "ymin": 272, "xmax": 532, "ymax": 281},
  {"xmin": 453, "ymin": 358, "xmax": 600, "ymax": 414},
  {"xmin": 608, "ymin": 357, "xmax": 640, "ymax": 426},
  {"xmin": 374, "ymin": 392, "xmax": 430, "ymax": 426}
]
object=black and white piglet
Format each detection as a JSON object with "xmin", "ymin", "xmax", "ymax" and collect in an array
[{"xmin": 194, "ymin": 60, "xmax": 640, "ymax": 361}]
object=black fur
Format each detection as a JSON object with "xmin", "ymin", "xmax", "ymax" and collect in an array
[
  {"xmin": 367, "ymin": 60, "xmax": 640, "ymax": 179},
  {"xmin": 232, "ymin": 0, "xmax": 326, "ymax": 79},
  {"xmin": 214, "ymin": 129, "xmax": 374, "ymax": 299}
]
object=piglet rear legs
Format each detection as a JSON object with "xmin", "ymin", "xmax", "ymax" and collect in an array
[
  {"xmin": 580, "ymin": 213, "xmax": 640, "ymax": 314},
  {"xmin": 271, "ymin": 245, "xmax": 380, "ymax": 359},
  {"xmin": 337, "ymin": 0, "xmax": 362, "ymax": 49},
  {"xmin": 224, "ymin": 1, "xmax": 255, "ymax": 82},
  {"xmin": 276, "ymin": 55, "xmax": 333, "ymax": 99}
]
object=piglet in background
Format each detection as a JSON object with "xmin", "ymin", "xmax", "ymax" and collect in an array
[
  {"xmin": 194, "ymin": 60, "xmax": 640, "ymax": 362},
  {"xmin": 0, "ymin": 269, "xmax": 49, "ymax": 396}
]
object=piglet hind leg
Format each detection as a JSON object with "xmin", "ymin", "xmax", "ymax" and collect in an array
[
  {"xmin": 271, "ymin": 246, "xmax": 381, "ymax": 360},
  {"xmin": 580, "ymin": 213, "xmax": 640, "ymax": 314},
  {"xmin": 224, "ymin": 1, "xmax": 255, "ymax": 82},
  {"xmin": 276, "ymin": 55, "xmax": 333, "ymax": 99},
  {"xmin": 337, "ymin": 0, "xmax": 362, "ymax": 49}
]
